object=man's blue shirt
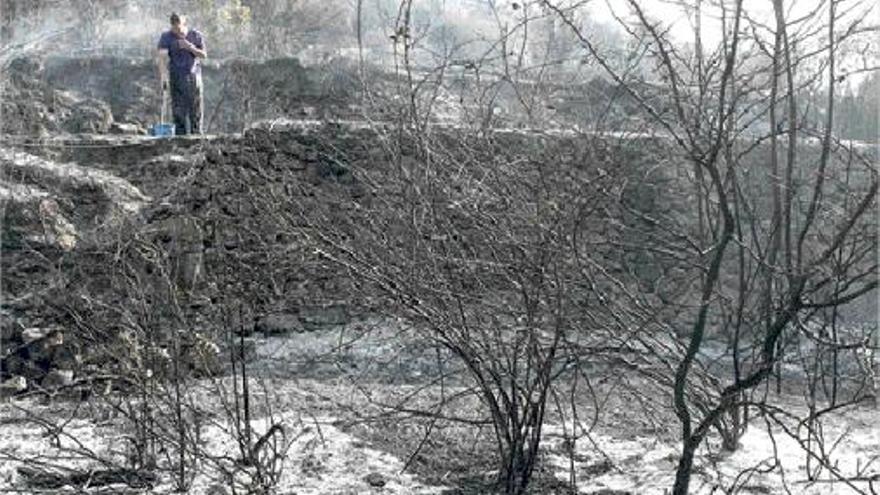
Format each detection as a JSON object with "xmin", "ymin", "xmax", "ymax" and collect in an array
[{"xmin": 158, "ymin": 29, "xmax": 205, "ymax": 77}]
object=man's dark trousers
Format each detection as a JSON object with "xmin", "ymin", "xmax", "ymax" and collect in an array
[{"xmin": 170, "ymin": 72, "xmax": 202, "ymax": 135}]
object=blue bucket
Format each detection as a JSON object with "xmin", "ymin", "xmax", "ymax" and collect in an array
[{"xmin": 150, "ymin": 123, "xmax": 175, "ymax": 137}]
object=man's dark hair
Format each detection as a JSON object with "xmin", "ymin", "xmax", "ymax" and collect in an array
[{"xmin": 170, "ymin": 12, "xmax": 183, "ymax": 25}]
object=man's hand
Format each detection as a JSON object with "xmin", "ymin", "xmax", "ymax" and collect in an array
[
  {"xmin": 178, "ymin": 39, "xmax": 196, "ymax": 52},
  {"xmin": 174, "ymin": 37, "xmax": 207, "ymax": 59}
]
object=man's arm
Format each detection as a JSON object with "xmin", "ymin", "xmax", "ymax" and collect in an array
[
  {"xmin": 180, "ymin": 37, "xmax": 207, "ymax": 59},
  {"xmin": 189, "ymin": 44, "xmax": 207, "ymax": 59}
]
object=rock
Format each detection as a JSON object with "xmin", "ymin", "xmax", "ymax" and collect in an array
[
  {"xmin": 269, "ymin": 152, "xmax": 307, "ymax": 171},
  {"xmin": 0, "ymin": 148, "xmax": 149, "ymax": 251},
  {"xmin": 183, "ymin": 332, "xmax": 222, "ymax": 376},
  {"xmin": 256, "ymin": 313, "xmax": 304, "ymax": 335},
  {"xmin": 21, "ymin": 329, "xmax": 65, "ymax": 371},
  {"xmin": 45, "ymin": 329, "xmax": 64, "ymax": 347},
  {"xmin": 21, "ymin": 327, "xmax": 61, "ymax": 345},
  {"xmin": 179, "ymin": 250, "xmax": 204, "ymax": 291},
  {"xmin": 109, "ymin": 122, "xmax": 145, "ymax": 135},
  {"xmin": 299, "ymin": 304, "xmax": 349, "ymax": 330},
  {"xmin": 582, "ymin": 459, "xmax": 614, "ymax": 478},
  {"xmin": 41, "ymin": 369, "xmax": 74, "ymax": 389},
  {"xmin": 279, "ymin": 138, "xmax": 308, "ymax": 157},
  {"xmin": 308, "ymin": 161, "xmax": 351, "ymax": 183},
  {"xmin": 143, "ymin": 345, "xmax": 172, "ymax": 376},
  {"xmin": 63, "ymin": 96, "xmax": 114, "ymax": 133},
  {"xmin": 205, "ymin": 483, "xmax": 229, "ymax": 495},
  {"xmin": 21, "ymin": 327, "xmax": 48, "ymax": 344},
  {"xmin": 16, "ymin": 466, "xmax": 157, "ymax": 489},
  {"xmin": 36, "ymin": 198, "xmax": 77, "ymax": 250},
  {"xmin": 364, "ymin": 472, "xmax": 387, "ymax": 488},
  {"xmin": 1, "ymin": 376, "xmax": 27, "ymax": 395},
  {"xmin": 150, "ymin": 217, "xmax": 204, "ymax": 291},
  {"xmin": 2, "ymin": 354, "xmax": 43, "ymax": 381},
  {"xmin": 49, "ymin": 345, "xmax": 81, "ymax": 369},
  {"xmin": 7, "ymin": 57, "xmax": 42, "ymax": 80},
  {"xmin": 1, "ymin": 314, "xmax": 23, "ymax": 343}
]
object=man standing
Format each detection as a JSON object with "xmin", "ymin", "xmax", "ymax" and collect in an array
[{"xmin": 156, "ymin": 13, "xmax": 207, "ymax": 135}]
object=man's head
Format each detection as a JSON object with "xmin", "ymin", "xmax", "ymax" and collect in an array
[{"xmin": 169, "ymin": 12, "xmax": 188, "ymax": 35}]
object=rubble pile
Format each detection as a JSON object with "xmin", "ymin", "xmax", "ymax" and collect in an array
[{"xmin": 1, "ymin": 58, "xmax": 116, "ymax": 136}]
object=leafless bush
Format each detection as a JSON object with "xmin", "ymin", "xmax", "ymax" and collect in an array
[
  {"xmin": 543, "ymin": 0, "xmax": 878, "ymax": 493},
  {"xmin": 0, "ymin": 212, "xmax": 298, "ymax": 493}
]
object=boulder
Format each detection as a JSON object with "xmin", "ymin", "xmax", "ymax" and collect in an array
[
  {"xmin": 0, "ymin": 375, "xmax": 27, "ymax": 396},
  {"xmin": 183, "ymin": 332, "xmax": 222, "ymax": 377},
  {"xmin": 364, "ymin": 472, "xmax": 387, "ymax": 488},
  {"xmin": 63, "ymin": 96, "xmax": 114, "ymax": 134},
  {"xmin": 255, "ymin": 313, "xmax": 304, "ymax": 335},
  {"xmin": 205, "ymin": 484, "xmax": 230, "ymax": 495},
  {"xmin": 2, "ymin": 354, "xmax": 43, "ymax": 382},
  {"xmin": 0, "ymin": 148, "xmax": 149, "ymax": 250},
  {"xmin": 299, "ymin": 304, "xmax": 349, "ymax": 330},
  {"xmin": 41, "ymin": 369, "xmax": 74, "ymax": 389},
  {"xmin": 109, "ymin": 122, "xmax": 146, "ymax": 135},
  {"xmin": 21, "ymin": 327, "xmax": 53, "ymax": 344},
  {"xmin": 1, "ymin": 194, "xmax": 78, "ymax": 250},
  {"xmin": 21, "ymin": 329, "xmax": 65, "ymax": 370},
  {"xmin": 7, "ymin": 57, "xmax": 42, "ymax": 80},
  {"xmin": 1, "ymin": 312, "xmax": 23, "ymax": 343},
  {"xmin": 149, "ymin": 216, "xmax": 204, "ymax": 291},
  {"xmin": 143, "ymin": 345, "xmax": 172, "ymax": 376},
  {"xmin": 178, "ymin": 250, "xmax": 204, "ymax": 291},
  {"xmin": 49, "ymin": 345, "xmax": 81, "ymax": 369},
  {"xmin": 37, "ymin": 199, "xmax": 77, "ymax": 250}
]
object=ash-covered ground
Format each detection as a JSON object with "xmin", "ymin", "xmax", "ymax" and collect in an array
[{"xmin": 1, "ymin": 52, "xmax": 878, "ymax": 495}]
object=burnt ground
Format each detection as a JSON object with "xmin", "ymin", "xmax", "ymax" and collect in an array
[
  {"xmin": 2, "ymin": 127, "xmax": 877, "ymax": 495},
  {"xmin": 1, "ymin": 54, "xmax": 878, "ymax": 494},
  {"xmin": 0, "ymin": 123, "xmax": 673, "ymax": 494},
  {"xmin": 1, "ymin": 55, "xmax": 368, "ymax": 136}
]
